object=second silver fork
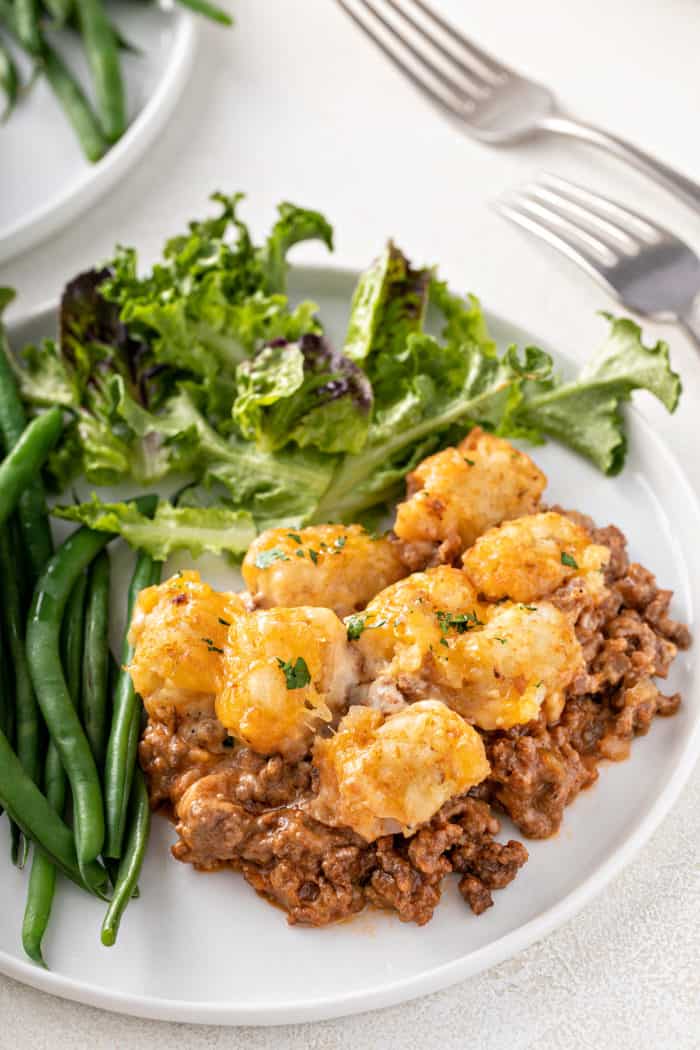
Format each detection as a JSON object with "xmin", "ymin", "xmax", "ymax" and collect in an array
[{"xmin": 497, "ymin": 174, "xmax": 700, "ymax": 350}]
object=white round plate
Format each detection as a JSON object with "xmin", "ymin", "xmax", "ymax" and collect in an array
[
  {"xmin": 1, "ymin": 266, "xmax": 698, "ymax": 1025},
  {"xmin": 0, "ymin": 3, "xmax": 197, "ymax": 265}
]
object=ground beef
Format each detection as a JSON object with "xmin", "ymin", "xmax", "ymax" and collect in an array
[
  {"xmin": 481, "ymin": 512, "xmax": 690, "ymax": 838},
  {"xmin": 140, "ymin": 508, "xmax": 689, "ymax": 925},
  {"xmin": 167, "ymin": 760, "xmax": 526, "ymax": 926}
]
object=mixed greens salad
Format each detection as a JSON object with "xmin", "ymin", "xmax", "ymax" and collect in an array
[{"xmin": 3, "ymin": 191, "xmax": 681, "ymax": 561}]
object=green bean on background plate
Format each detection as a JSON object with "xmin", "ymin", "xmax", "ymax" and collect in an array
[
  {"xmin": 0, "ymin": 406, "xmax": 63, "ymax": 531},
  {"xmin": 25, "ymin": 495, "xmax": 156, "ymax": 877},
  {"xmin": 0, "ymin": 0, "xmax": 108, "ymax": 163},
  {"xmin": 0, "ymin": 37, "xmax": 19, "ymax": 121},
  {"xmin": 104, "ymin": 551, "xmax": 159, "ymax": 859},
  {"xmin": 74, "ymin": 0, "xmax": 126, "ymax": 142},
  {"xmin": 13, "ymin": 0, "xmax": 41, "ymax": 54}
]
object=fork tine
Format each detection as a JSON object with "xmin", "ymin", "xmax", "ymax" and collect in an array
[
  {"xmin": 380, "ymin": 0, "xmax": 493, "ymax": 94},
  {"xmin": 497, "ymin": 198, "xmax": 620, "ymax": 296},
  {"xmin": 408, "ymin": 0, "xmax": 510, "ymax": 83},
  {"xmin": 538, "ymin": 173, "xmax": 666, "ymax": 244},
  {"xmin": 343, "ymin": 0, "xmax": 479, "ymax": 105},
  {"xmin": 336, "ymin": 1, "xmax": 470, "ymax": 120},
  {"xmin": 522, "ymin": 183, "xmax": 642, "ymax": 256}
]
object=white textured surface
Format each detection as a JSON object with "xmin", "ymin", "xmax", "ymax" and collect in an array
[{"xmin": 1, "ymin": 0, "xmax": 699, "ymax": 1044}]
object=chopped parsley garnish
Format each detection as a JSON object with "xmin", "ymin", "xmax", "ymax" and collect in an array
[
  {"xmin": 308, "ymin": 548, "xmax": 319, "ymax": 564},
  {"xmin": 217, "ymin": 617, "xmax": 231, "ymax": 627},
  {"xmin": 334, "ymin": 536, "xmax": 347, "ymax": 551},
  {"xmin": 254, "ymin": 548, "xmax": 289, "ymax": 569},
  {"xmin": 561, "ymin": 551, "xmax": 579, "ymax": 569},
  {"xmin": 440, "ymin": 637, "xmax": 449, "ymax": 647},
  {"xmin": 287, "ymin": 532, "xmax": 302, "ymax": 544},
  {"xmin": 346, "ymin": 614, "xmax": 366, "ymax": 641},
  {"xmin": 296, "ymin": 549, "xmax": 306, "ymax": 558},
  {"xmin": 494, "ymin": 636, "xmax": 508, "ymax": 645},
  {"xmin": 519, "ymin": 604, "xmax": 537, "ymax": 612},
  {"xmin": 345, "ymin": 615, "xmax": 387, "ymax": 641},
  {"xmin": 276, "ymin": 656, "xmax": 311, "ymax": 690},
  {"xmin": 535, "ymin": 680, "xmax": 544, "ymax": 688},
  {"xmin": 463, "ymin": 457, "xmax": 475, "ymax": 466},
  {"xmin": 436, "ymin": 609, "xmax": 483, "ymax": 634},
  {"xmin": 202, "ymin": 637, "xmax": 224, "ymax": 654}
]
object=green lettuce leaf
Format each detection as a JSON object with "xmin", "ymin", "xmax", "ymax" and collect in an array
[
  {"xmin": 232, "ymin": 333, "xmax": 372, "ymax": 453},
  {"xmin": 116, "ymin": 386, "xmax": 337, "ymax": 527},
  {"xmin": 52, "ymin": 498, "xmax": 257, "ymax": 562},
  {"xmin": 100, "ymin": 194, "xmax": 332, "ymax": 418},
  {"xmin": 344, "ymin": 242, "xmax": 430, "ymax": 384},
  {"xmin": 315, "ymin": 336, "xmax": 553, "ymax": 520},
  {"xmin": 512, "ymin": 315, "xmax": 681, "ymax": 474},
  {"xmin": 260, "ymin": 202, "xmax": 334, "ymax": 293}
]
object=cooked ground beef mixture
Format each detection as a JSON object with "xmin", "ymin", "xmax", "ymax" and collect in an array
[{"xmin": 139, "ymin": 512, "xmax": 689, "ymax": 926}]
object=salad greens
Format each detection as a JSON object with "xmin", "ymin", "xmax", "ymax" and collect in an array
[{"xmin": 3, "ymin": 192, "xmax": 681, "ymax": 561}]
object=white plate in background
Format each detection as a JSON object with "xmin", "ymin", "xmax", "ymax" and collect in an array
[
  {"xmin": 0, "ymin": 266, "xmax": 697, "ymax": 1024},
  {"xmin": 0, "ymin": 2, "xmax": 197, "ymax": 265}
]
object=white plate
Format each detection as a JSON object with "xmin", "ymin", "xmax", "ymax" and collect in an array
[
  {"xmin": 0, "ymin": 3, "xmax": 197, "ymax": 265},
  {"xmin": 0, "ymin": 266, "xmax": 698, "ymax": 1025}
]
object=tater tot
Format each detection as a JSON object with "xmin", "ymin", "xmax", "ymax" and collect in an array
[
  {"xmin": 394, "ymin": 428, "xmax": 546, "ymax": 566},
  {"xmin": 127, "ymin": 570, "xmax": 245, "ymax": 720},
  {"xmin": 242, "ymin": 523, "xmax": 407, "ymax": 617},
  {"xmin": 462, "ymin": 511, "xmax": 610, "ymax": 604},
  {"xmin": 311, "ymin": 701, "xmax": 490, "ymax": 841},
  {"xmin": 216, "ymin": 606, "xmax": 356, "ymax": 759}
]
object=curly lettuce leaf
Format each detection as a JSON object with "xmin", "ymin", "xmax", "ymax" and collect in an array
[
  {"xmin": 115, "ymin": 386, "xmax": 337, "ymax": 526},
  {"xmin": 52, "ymin": 498, "xmax": 257, "ymax": 562},
  {"xmin": 100, "ymin": 194, "xmax": 332, "ymax": 416},
  {"xmin": 343, "ymin": 242, "xmax": 430, "ymax": 380},
  {"xmin": 314, "ymin": 335, "xmax": 553, "ymax": 520},
  {"xmin": 233, "ymin": 333, "xmax": 372, "ymax": 453},
  {"xmin": 512, "ymin": 315, "xmax": 681, "ymax": 474},
  {"xmin": 261, "ymin": 202, "xmax": 334, "ymax": 293}
]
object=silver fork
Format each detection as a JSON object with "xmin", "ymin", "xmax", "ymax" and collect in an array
[
  {"xmin": 336, "ymin": 0, "xmax": 700, "ymax": 215},
  {"xmin": 497, "ymin": 173, "xmax": 700, "ymax": 348}
]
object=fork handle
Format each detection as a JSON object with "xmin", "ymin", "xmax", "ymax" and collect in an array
[{"xmin": 540, "ymin": 114, "xmax": 700, "ymax": 215}]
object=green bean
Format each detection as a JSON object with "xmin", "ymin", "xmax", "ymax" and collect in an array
[
  {"xmin": 81, "ymin": 550, "xmax": 110, "ymax": 767},
  {"xmin": 0, "ymin": 726, "xmax": 107, "ymax": 893},
  {"xmin": 14, "ymin": 0, "xmax": 41, "ymax": 53},
  {"xmin": 101, "ymin": 767, "xmax": 149, "ymax": 946},
  {"xmin": 22, "ymin": 572, "xmax": 89, "ymax": 966},
  {"xmin": 22, "ymin": 574, "xmax": 88, "ymax": 966},
  {"xmin": 104, "ymin": 552, "xmax": 158, "ymax": 858},
  {"xmin": 26, "ymin": 494, "xmax": 156, "ymax": 875},
  {"xmin": 21, "ymin": 741, "xmax": 66, "ymax": 966},
  {"xmin": 174, "ymin": 0, "xmax": 233, "ymax": 26},
  {"xmin": 0, "ymin": 524, "xmax": 41, "ymax": 867},
  {"xmin": 40, "ymin": 0, "xmax": 72, "ymax": 25},
  {"xmin": 74, "ymin": 0, "xmax": 126, "ymax": 142},
  {"xmin": 0, "ymin": 301, "xmax": 54, "ymax": 584},
  {"xmin": 0, "ymin": 38, "xmax": 19, "ymax": 121},
  {"xmin": 42, "ymin": 46, "xmax": 108, "ymax": 163},
  {"xmin": 61, "ymin": 571, "xmax": 87, "ymax": 706},
  {"xmin": 0, "ymin": 407, "xmax": 62, "ymax": 531},
  {"xmin": 0, "ymin": 0, "xmax": 108, "ymax": 163}
]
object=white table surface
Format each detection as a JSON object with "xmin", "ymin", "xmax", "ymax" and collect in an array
[{"xmin": 1, "ymin": 0, "xmax": 699, "ymax": 1045}]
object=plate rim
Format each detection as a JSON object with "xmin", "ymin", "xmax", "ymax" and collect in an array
[
  {"xmin": 0, "ymin": 8, "xmax": 198, "ymax": 266},
  {"xmin": 1, "ymin": 268, "xmax": 698, "ymax": 1025}
]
